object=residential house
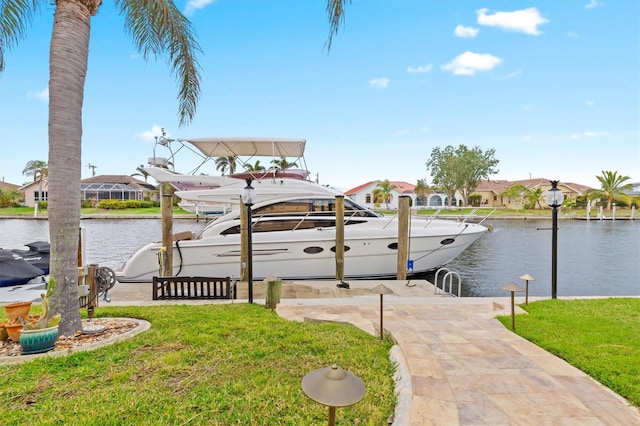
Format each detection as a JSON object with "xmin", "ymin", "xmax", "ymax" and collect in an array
[
  {"xmin": 80, "ymin": 175, "xmax": 156, "ymax": 204},
  {"xmin": 345, "ymin": 181, "xmax": 416, "ymax": 209},
  {"xmin": 469, "ymin": 179, "xmax": 591, "ymax": 208},
  {"xmin": 19, "ymin": 179, "xmax": 49, "ymax": 207},
  {"xmin": 345, "ymin": 178, "xmax": 592, "ymax": 210}
]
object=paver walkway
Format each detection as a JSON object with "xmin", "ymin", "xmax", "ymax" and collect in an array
[{"xmin": 277, "ymin": 297, "xmax": 640, "ymax": 425}]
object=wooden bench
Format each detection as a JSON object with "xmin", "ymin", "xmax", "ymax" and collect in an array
[{"xmin": 152, "ymin": 276, "xmax": 235, "ymax": 300}]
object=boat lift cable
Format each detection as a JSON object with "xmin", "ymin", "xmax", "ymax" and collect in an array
[
  {"xmin": 175, "ymin": 240, "xmax": 184, "ymax": 276},
  {"xmin": 411, "ymin": 223, "xmax": 470, "ymax": 263}
]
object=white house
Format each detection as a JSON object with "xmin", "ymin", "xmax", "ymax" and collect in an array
[{"xmin": 344, "ymin": 180, "xmax": 417, "ymax": 209}]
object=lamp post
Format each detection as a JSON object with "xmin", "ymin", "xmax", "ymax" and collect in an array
[
  {"xmin": 302, "ymin": 364, "xmax": 366, "ymax": 426},
  {"xmin": 545, "ymin": 180, "xmax": 563, "ymax": 299},
  {"xmin": 242, "ymin": 178, "xmax": 255, "ymax": 304},
  {"xmin": 370, "ymin": 284, "xmax": 393, "ymax": 340}
]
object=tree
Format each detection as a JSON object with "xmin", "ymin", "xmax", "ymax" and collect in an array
[
  {"xmin": 1, "ymin": 1, "xmax": 202, "ymax": 336},
  {"xmin": 414, "ymin": 178, "xmax": 430, "ymax": 206},
  {"xmin": 131, "ymin": 164, "xmax": 150, "ymax": 183},
  {"xmin": 373, "ymin": 179, "xmax": 395, "ymax": 209},
  {"xmin": 244, "ymin": 160, "xmax": 266, "ymax": 172},
  {"xmin": 585, "ymin": 170, "xmax": 633, "ymax": 210},
  {"xmin": 23, "ymin": 160, "xmax": 49, "ymax": 183},
  {"xmin": 270, "ymin": 156, "xmax": 298, "ymax": 170},
  {"xmin": 215, "ymin": 156, "xmax": 237, "ymax": 175},
  {"xmin": 426, "ymin": 145, "xmax": 499, "ymax": 207},
  {"xmin": 1, "ymin": 0, "xmax": 350, "ymax": 337},
  {"xmin": 500, "ymin": 184, "xmax": 528, "ymax": 210},
  {"xmin": 0, "ymin": 188, "xmax": 22, "ymax": 207}
]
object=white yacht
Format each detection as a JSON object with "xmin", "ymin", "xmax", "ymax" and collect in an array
[{"xmin": 115, "ymin": 137, "xmax": 489, "ymax": 282}]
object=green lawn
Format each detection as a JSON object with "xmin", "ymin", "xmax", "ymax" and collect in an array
[
  {"xmin": 497, "ymin": 298, "xmax": 640, "ymax": 407},
  {"xmin": 0, "ymin": 304, "xmax": 396, "ymax": 425}
]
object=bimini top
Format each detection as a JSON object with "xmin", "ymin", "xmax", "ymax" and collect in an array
[{"xmin": 177, "ymin": 137, "xmax": 306, "ymax": 158}]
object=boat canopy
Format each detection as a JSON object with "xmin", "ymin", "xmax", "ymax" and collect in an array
[{"xmin": 177, "ymin": 137, "xmax": 306, "ymax": 158}]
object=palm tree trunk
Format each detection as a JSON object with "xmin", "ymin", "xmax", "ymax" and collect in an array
[{"xmin": 48, "ymin": 0, "xmax": 92, "ymax": 336}]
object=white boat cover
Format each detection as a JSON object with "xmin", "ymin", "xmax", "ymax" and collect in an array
[{"xmin": 176, "ymin": 137, "xmax": 306, "ymax": 158}]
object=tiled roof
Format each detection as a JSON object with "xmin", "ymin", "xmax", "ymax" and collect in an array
[
  {"xmin": 0, "ymin": 181, "xmax": 21, "ymax": 191},
  {"xmin": 345, "ymin": 180, "xmax": 415, "ymax": 195},
  {"xmin": 81, "ymin": 175, "xmax": 155, "ymax": 190}
]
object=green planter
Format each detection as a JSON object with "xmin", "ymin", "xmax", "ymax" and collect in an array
[{"xmin": 20, "ymin": 325, "xmax": 59, "ymax": 355}]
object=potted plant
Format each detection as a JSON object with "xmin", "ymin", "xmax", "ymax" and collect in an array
[
  {"xmin": 2, "ymin": 300, "xmax": 33, "ymax": 342},
  {"xmin": 18, "ymin": 291, "xmax": 61, "ymax": 355}
]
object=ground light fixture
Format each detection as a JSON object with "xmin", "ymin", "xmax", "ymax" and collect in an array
[
  {"xmin": 370, "ymin": 283, "xmax": 393, "ymax": 340},
  {"xmin": 501, "ymin": 282, "xmax": 525, "ymax": 331},
  {"xmin": 546, "ymin": 180, "xmax": 563, "ymax": 299},
  {"xmin": 519, "ymin": 273, "xmax": 535, "ymax": 304},
  {"xmin": 302, "ymin": 364, "xmax": 366, "ymax": 426},
  {"xmin": 242, "ymin": 178, "xmax": 255, "ymax": 304}
]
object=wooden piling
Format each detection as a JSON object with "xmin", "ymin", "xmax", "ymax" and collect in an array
[
  {"xmin": 397, "ymin": 195, "xmax": 410, "ymax": 280},
  {"xmin": 335, "ymin": 195, "xmax": 345, "ymax": 281},
  {"xmin": 161, "ymin": 190, "xmax": 173, "ymax": 276}
]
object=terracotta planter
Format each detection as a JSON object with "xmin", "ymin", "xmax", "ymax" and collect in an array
[
  {"xmin": 0, "ymin": 323, "xmax": 8, "ymax": 342},
  {"xmin": 4, "ymin": 301, "xmax": 33, "ymax": 323},
  {"xmin": 5, "ymin": 323, "xmax": 23, "ymax": 342},
  {"xmin": 20, "ymin": 325, "xmax": 59, "ymax": 355}
]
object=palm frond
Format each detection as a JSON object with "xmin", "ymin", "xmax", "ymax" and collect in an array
[
  {"xmin": 325, "ymin": 0, "xmax": 350, "ymax": 51},
  {"xmin": 0, "ymin": 0, "xmax": 41, "ymax": 72},
  {"xmin": 117, "ymin": 0, "xmax": 202, "ymax": 126}
]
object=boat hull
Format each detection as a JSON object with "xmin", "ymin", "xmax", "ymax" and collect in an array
[{"xmin": 116, "ymin": 220, "xmax": 487, "ymax": 282}]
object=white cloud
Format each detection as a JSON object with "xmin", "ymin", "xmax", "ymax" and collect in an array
[
  {"xmin": 585, "ymin": 100, "xmax": 595, "ymax": 107},
  {"xmin": 184, "ymin": 0, "xmax": 216, "ymax": 16},
  {"xmin": 522, "ymin": 104, "xmax": 533, "ymax": 112},
  {"xmin": 585, "ymin": 0, "xmax": 604, "ymax": 9},
  {"xmin": 369, "ymin": 77, "xmax": 389, "ymax": 89},
  {"xmin": 567, "ymin": 31, "xmax": 580, "ymax": 38},
  {"xmin": 27, "ymin": 86, "xmax": 48, "ymax": 102},
  {"xmin": 477, "ymin": 7, "xmax": 549, "ymax": 35},
  {"xmin": 407, "ymin": 64, "xmax": 433, "ymax": 74},
  {"xmin": 138, "ymin": 125, "xmax": 170, "ymax": 142},
  {"xmin": 441, "ymin": 51, "xmax": 502, "ymax": 76},
  {"xmin": 454, "ymin": 25, "xmax": 479, "ymax": 38}
]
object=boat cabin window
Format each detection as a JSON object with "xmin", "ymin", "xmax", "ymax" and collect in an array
[
  {"xmin": 220, "ymin": 218, "xmax": 366, "ymax": 235},
  {"xmin": 252, "ymin": 198, "xmax": 379, "ymax": 218}
]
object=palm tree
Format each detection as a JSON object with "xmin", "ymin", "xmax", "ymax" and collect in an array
[
  {"xmin": 414, "ymin": 178, "xmax": 430, "ymax": 206},
  {"xmin": 215, "ymin": 156, "xmax": 237, "ymax": 175},
  {"xmin": 1, "ymin": 1, "xmax": 350, "ymax": 336},
  {"xmin": 22, "ymin": 160, "xmax": 48, "ymax": 183},
  {"xmin": 270, "ymin": 156, "xmax": 298, "ymax": 170},
  {"xmin": 23, "ymin": 160, "xmax": 48, "ymax": 203},
  {"xmin": 373, "ymin": 179, "xmax": 395, "ymax": 209},
  {"xmin": 131, "ymin": 164, "xmax": 150, "ymax": 183},
  {"xmin": 244, "ymin": 160, "xmax": 266, "ymax": 172},
  {"xmin": 1, "ymin": 1, "xmax": 202, "ymax": 336},
  {"xmin": 585, "ymin": 170, "xmax": 633, "ymax": 210},
  {"xmin": 525, "ymin": 187, "xmax": 544, "ymax": 210}
]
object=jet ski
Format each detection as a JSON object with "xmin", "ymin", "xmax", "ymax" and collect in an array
[
  {"xmin": 0, "ymin": 250, "xmax": 46, "ymax": 287},
  {"xmin": 9, "ymin": 241, "xmax": 50, "ymax": 274}
]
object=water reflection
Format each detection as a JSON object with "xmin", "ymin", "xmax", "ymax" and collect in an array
[{"xmin": 1, "ymin": 218, "xmax": 638, "ymax": 297}]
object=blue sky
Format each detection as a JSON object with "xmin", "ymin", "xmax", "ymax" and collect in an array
[{"xmin": 1, "ymin": 0, "xmax": 638, "ymax": 191}]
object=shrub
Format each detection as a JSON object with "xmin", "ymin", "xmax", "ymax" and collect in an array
[
  {"xmin": 124, "ymin": 200, "xmax": 142, "ymax": 209},
  {"xmin": 80, "ymin": 199, "xmax": 93, "ymax": 208},
  {"xmin": 98, "ymin": 199, "xmax": 127, "ymax": 210},
  {"xmin": 37, "ymin": 201, "xmax": 48, "ymax": 210}
]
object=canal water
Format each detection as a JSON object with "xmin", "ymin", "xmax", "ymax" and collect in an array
[{"xmin": 1, "ymin": 218, "xmax": 638, "ymax": 298}]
